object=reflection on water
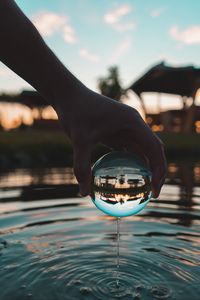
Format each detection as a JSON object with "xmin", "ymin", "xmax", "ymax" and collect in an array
[
  {"xmin": 0, "ymin": 167, "xmax": 77, "ymax": 188},
  {"xmin": 0, "ymin": 168, "xmax": 79, "ymax": 203},
  {"xmin": 0, "ymin": 161, "xmax": 200, "ymax": 299}
]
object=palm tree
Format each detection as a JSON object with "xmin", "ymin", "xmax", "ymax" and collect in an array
[{"xmin": 98, "ymin": 66, "xmax": 125, "ymax": 101}]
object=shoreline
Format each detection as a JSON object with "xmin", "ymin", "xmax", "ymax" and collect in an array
[{"xmin": 0, "ymin": 130, "xmax": 200, "ymax": 168}]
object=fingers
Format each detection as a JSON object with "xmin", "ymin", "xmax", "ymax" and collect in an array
[
  {"xmin": 100, "ymin": 134, "xmax": 127, "ymax": 151},
  {"xmin": 133, "ymin": 120, "xmax": 167, "ymax": 198},
  {"xmin": 102, "ymin": 133, "xmax": 149, "ymax": 166},
  {"xmin": 125, "ymin": 110, "xmax": 167, "ymax": 198},
  {"xmin": 136, "ymin": 129, "xmax": 167, "ymax": 198},
  {"xmin": 121, "ymin": 141, "xmax": 149, "ymax": 167},
  {"xmin": 100, "ymin": 122, "xmax": 167, "ymax": 198},
  {"xmin": 73, "ymin": 140, "xmax": 92, "ymax": 196},
  {"xmin": 151, "ymin": 154, "xmax": 166, "ymax": 198}
]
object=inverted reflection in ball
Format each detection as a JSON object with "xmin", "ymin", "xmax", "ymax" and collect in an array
[{"xmin": 90, "ymin": 151, "xmax": 152, "ymax": 217}]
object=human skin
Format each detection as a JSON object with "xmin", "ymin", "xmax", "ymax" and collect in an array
[{"xmin": 0, "ymin": 0, "xmax": 167, "ymax": 197}]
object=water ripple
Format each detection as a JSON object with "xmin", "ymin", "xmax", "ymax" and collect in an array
[{"xmin": 0, "ymin": 216, "xmax": 200, "ymax": 300}]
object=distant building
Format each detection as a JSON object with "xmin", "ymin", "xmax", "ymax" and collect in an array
[
  {"xmin": 146, "ymin": 106, "xmax": 200, "ymax": 133},
  {"xmin": 19, "ymin": 90, "xmax": 47, "ymax": 108}
]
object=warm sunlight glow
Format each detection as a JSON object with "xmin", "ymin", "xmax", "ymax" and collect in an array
[
  {"xmin": 195, "ymin": 120, "xmax": 200, "ymax": 133},
  {"xmin": 41, "ymin": 106, "xmax": 58, "ymax": 119},
  {"xmin": 152, "ymin": 124, "xmax": 164, "ymax": 132},
  {"xmin": 168, "ymin": 164, "xmax": 178, "ymax": 173},
  {"xmin": 195, "ymin": 89, "xmax": 200, "ymax": 104},
  {"xmin": 0, "ymin": 104, "xmax": 57, "ymax": 130},
  {"xmin": 0, "ymin": 103, "xmax": 33, "ymax": 129},
  {"xmin": 146, "ymin": 117, "xmax": 153, "ymax": 124}
]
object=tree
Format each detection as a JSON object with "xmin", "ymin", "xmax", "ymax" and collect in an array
[{"xmin": 98, "ymin": 66, "xmax": 125, "ymax": 101}]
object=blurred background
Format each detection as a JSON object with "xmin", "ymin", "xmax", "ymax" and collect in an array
[
  {"xmin": 2, "ymin": 4, "xmax": 200, "ymax": 299},
  {"xmin": 1, "ymin": 0, "xmax": 200, "ymax": 169}
]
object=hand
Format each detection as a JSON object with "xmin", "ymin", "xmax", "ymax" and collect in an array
[
  {"xmin": 0, "ymin": 0, "xmax": 166, "ymax": 197},
  {"xmin": 56, "ymin": 87, "xmax": 167, "ymax": 198}
]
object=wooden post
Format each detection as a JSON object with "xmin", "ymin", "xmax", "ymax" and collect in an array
[
  {"xmin": 182, "ymin": 96, "xmax": 187, "ymax": 109},
  {"xmin": 184, "ymin": 93, "xmax": 196, "ymax": 133},
  {"xmin": 139, "ymin": 94, "xmax": 147, "ymax": 121},
  {"xmin": 157, "ymin": 93, "xmax": 161, "ymax": 113}
]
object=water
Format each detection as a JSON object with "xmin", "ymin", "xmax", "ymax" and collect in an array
[
  {"xmin": 116, "ymin": 217, "xmax": 120, "ymax": 287},
  {"xmin": 91, "ymin": 151, "xmax": 152, "ymax": 217},
  {"xmin": 1, "ymin": 161, "xmax": 200, "ymax": 299}
]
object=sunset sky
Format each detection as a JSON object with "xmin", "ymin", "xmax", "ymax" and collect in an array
[{"xmin": 1, "ymin": 0, "xmax": 200, "ymax": 125}]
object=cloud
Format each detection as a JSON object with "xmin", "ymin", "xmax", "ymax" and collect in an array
[
  {"xmin": 104, "ymin": 5, "xmax": 132, "ymax": 24},
  {"xmin": 111, "ymin": 37, "xmax": 132, "ymax": 62},
  {"xmin": 150, "ymin": 7, "xmax": 165, "ymax": 18},
  {"xmin": 32, "ymin": 11, "xmax": 67, "ymax": 36},
  {"xmin": 63, "ymin": 25, "xmax": 77, "ymax": 44},
  {"xmin": 104, "ymin": 5, "xmax": 135, "ymax": 32},
  {"xmin": 170, "ymin": 25, "xmax": 200, "ymax": 45},
  {"xmin": 79, "ymin": 49, "xmax": 99, "ymax": 62},
  {"xmin": 112, "ymin": 22, "xmax": 136, "ymax": 32},
  {"xmin": 32, "ymin": 11, "xmax": 78, "ymax": 44}
]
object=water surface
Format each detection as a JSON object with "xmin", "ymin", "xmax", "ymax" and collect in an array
[{"xmin": 0, "ymin": 162, "xmax": 200, "ymax": 300}]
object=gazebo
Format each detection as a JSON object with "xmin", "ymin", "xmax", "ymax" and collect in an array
[
  {"xmin": 0, "ymin": 90, "xmax": 46, "ymax": 109},
  {"xmin": 128, "ymin": 62, "xmax": 200, "ymax": 132}
]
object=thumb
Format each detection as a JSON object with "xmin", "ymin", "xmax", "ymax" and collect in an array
[{"xmin": 73, "ymin": 142, "xmax": 92, "ymax": 196}]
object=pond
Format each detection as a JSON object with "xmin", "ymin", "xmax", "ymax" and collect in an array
[{"xmin": 0, "ymin": 161, "xmax": 200, "ymax": 300}]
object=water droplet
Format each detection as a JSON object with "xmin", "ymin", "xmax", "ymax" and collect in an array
[
  {"xmin": 134, "ymin": 293, "xmax": 141, "ymax": 300},
  {"xmin": 151, "ymin": 285, "xmax": 171, "ymax": 299},
  {"xmin": 27, "ymin": 293, "xmax": 32, "ymax": 297},
  {"xmin": 71, "ymin": 279, "xmax": 83, "ymax": 286},
  {"xmin": 91, "ymin": 151, "xmax": 152, "ymax": 217},
  {"xmin": 80, "ymin": 287, "xmax": 92, "ymax": 294},
  {"xmin": 135, "ymin": 284, "xmax": 144, "ymax": 292},
  {"xmin": 20, "ymin": 284, "xmax": 26, "ymax": 289}
]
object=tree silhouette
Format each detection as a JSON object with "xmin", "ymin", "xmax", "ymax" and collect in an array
[
  {"xmin": 98, "ymin": 66, "xmax": 125, "ymax": 101},
  {"xmin": 0, "ymin": 90, "xmax": 47, "ymax": 119}
]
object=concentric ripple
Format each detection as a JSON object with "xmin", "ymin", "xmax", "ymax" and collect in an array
[
  {"xmin": 1, "ymin": 162, "xmax": 200, "ymax": 300},
  {"xmin": 1, "ymin": 211, "xmax": 200, "ymax": 300}
]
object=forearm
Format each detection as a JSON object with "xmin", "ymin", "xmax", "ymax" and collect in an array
[{"xmin": 0, "ymin": 0, "xmax": 85, "ymax": 111}]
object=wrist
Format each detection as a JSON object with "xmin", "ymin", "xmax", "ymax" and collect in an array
[
  {"xmin": 44, "ymin": 62, "xmax": 87, "ymax": 113},
  {"xmin": 51, "ymin": 75, "xmax": 90, "ymax": 122}
]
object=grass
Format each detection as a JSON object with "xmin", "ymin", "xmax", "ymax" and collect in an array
[
  {"xmin": 158, "ymin": 132, "xmax": 200, "ymax": 158},
  {"xmin": 0, "ymin": 130, "xmax": 109, "ymax": 168},
  {"xmin": 0, "ymin": 130, "xmax": 200, "ymax": 168}
]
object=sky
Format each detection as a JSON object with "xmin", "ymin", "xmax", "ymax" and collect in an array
[{"xmin": 1, "ymin": 0, "xmax": 200, "ymax": 115}]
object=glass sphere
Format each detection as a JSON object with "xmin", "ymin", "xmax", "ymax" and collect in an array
[{"xmin": 90, "ymin": 151, "xmax": 152, "ymax": 217}]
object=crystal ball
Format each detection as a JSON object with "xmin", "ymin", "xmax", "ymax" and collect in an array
[{"xmin": 90, "ymin": 151, "xmax": 152, "ymax": 217}]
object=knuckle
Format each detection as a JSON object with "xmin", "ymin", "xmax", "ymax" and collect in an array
[{"xmin": 127, "ymin": 106, "xmax": 141, "ymax": 120}]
